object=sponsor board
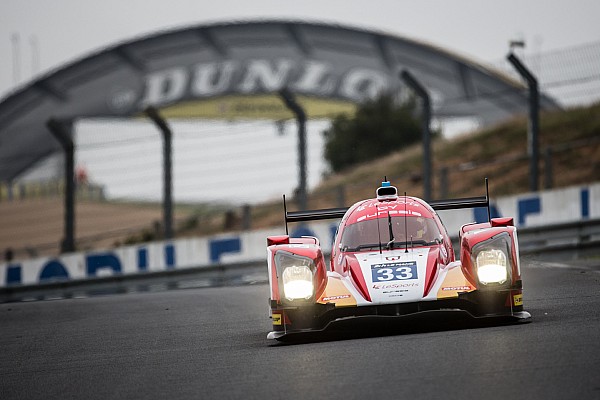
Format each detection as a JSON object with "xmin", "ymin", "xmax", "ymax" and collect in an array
[
  {"xmin": 158, "ymin": 95, "xmax": 356, "ymax": 120},
  {"xmin": 136, "ymin": 59, "xmax": 392, "ymax": 115}
]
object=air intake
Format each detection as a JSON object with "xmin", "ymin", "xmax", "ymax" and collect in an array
[{"xmin": 376, "ymin": 181, "xmax": 398, "ymax": 201}]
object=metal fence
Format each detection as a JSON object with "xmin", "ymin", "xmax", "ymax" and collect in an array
[{"xmin": 492, "ymin": 40, "xmax": 600, "ymax": 107}]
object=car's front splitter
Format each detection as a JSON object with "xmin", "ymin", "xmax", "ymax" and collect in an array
[
  {"xmin": 268, "ymin": 308, "xmax": 531, "ymax": 341},
  {"xmin": 268, "ymin": 293, "xmax": 531, "ymax": 341}
]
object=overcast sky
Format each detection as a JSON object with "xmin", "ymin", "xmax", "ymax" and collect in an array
[{"xmin": 1, "ymin": 0, "xmax": 600, "ymax": 99}]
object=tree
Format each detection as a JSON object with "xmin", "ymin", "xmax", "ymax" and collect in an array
[{"xmin": 323, "ymin": 94, "xmax": 422, "ymax": 172}]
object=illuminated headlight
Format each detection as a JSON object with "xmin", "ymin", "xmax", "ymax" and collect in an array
[
  {"xmin": 275, "ymin": 251, "xmax": 315, "ymax": 301},
  {"xmin": 476, "ymin": 248, "xmax": 508, "ymax": 285},
  {"xmin": 282, "ymin": 265, "xmax": 314, "ymax": 301}
]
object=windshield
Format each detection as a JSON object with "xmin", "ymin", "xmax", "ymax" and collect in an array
[{"xmin": 341, "ymin": 216, "xmax": 441, "ymax": 251}]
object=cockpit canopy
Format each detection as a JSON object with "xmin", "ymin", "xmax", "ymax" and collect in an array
[{"xmin": 340, "ymin": 215, "xmax": 442, "ymax": 252}]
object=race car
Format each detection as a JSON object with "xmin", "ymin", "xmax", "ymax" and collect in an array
[{"xmin": 266, "ymin": 179, "xmax": 531, "ymax": 340}]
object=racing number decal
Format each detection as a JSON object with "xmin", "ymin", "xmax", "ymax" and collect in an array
[
  {"xmin": 371, "ymin": 261, "xmax": 418, "ymax": 282},
  {"xmin": 376, "ymin": 267, "xmax": 413, "ymax": 281}
]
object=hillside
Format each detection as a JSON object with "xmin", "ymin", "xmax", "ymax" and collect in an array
[
  {"xmin": 0, "ymin": 199, "xmax": 189, "ymax": 259},
  {"xmin": 237, "ymin": 102, "xmax": 600, "ymax": 231},
  {"xmin": 314, "ymin": 103, "xmax": 598, "ymax": 200}
]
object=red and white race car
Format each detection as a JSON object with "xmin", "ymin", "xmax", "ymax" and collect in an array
[{"xmin": 266, "ymin": 180, "xmax": 531, "ymax": 341}]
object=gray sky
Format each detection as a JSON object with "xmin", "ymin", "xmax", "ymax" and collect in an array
[{"xmin": 1, "ymin": 0, "xmax": 600, "ymax": 99}]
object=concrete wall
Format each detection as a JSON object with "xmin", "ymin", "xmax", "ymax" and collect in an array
[{"xmin": 2, "ymin": 182, "xmax": 598, "ymax": 288}]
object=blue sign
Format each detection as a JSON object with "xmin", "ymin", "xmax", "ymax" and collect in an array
[
  {"xmin": 3, "ymin": 243, "xmax": 178, "ymax": 286},
  {"xmin": 209, "ymin": 238, "xmax": 241, "ymax": 263},
  {"xmin": 518, "ymin": 197, "xmax": 541, "ymax": 226}
]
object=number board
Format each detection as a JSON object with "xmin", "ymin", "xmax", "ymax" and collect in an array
[{"xmin": 371, "ymin": 261, "xmax": 418, "ymax": 282}]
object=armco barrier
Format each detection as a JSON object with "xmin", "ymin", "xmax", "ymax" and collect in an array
[
  {"xmin": 0, "ymin": 259, "xmax": 268, "ymax": 303},
  {"xmin": 2, "ymin": 219, "xmax": 598, "ymax": 303},
  {"xmin": 2, "ymin": 182, "xmax": 599, "ymax": 289}
]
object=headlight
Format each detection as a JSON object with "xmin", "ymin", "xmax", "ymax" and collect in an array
[
  {"xmin": 476, "ymin": 249, "xmax": 508, "ymax": 284},
  {"xmin": 275, "ymin": 251, "xmax": 315, "ymax": 301},
  {"xmin": 282, "ymin": 265, "xmax": 314, "ymax": 300},
  {"xmin": 472, "ymin": 232, "xmax": 513, "ymax": 286}
]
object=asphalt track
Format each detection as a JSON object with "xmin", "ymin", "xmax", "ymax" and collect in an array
[{"xmin": 1, "ymin": 257, "xmax": 599, "ymax": 400}]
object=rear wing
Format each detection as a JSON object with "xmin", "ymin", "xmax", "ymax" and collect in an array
[
  {"xmin": 428, "ymin": 196, "xmax": 488, "ymax": 210},
  {"xmin": 283, "ymin": 178, "xmax": 491, "ymax": 235},
  {"xmin": 283, "ymin": 196, "xmax": 348, "ymax": 235},
  {"xmin": 430, "ymin": 178, "xmax": 490, "ymax": 218}
]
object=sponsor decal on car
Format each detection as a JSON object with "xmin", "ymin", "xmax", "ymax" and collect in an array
[
  {"xmin": 356, "ymin": 210, "xmax": 422, "ymax": 222},
  {"xmin": 442, "ymin": 286, "xmax": 472, "ymax": 291},
  {"xmin": 272, "ymin": 313, "xmax": 282, "ymax": 325},
  {"xmin": 440, "ymin": 246, "xmax": 448, "ymax": 259},
  {"xmin": 372, "ymin": 282, "xmax": 419, "ymax": 290},
  {"xmin": 382, "ymin": 289, "xmax": 409, "ymax": 294},
  {"xmin": 513, "ymin": 294, "xmax": 523, "ymax": 306},
  {"xmin": 356, "ymin": 201, "xmax": 421, "ymax": 212},
  {"xmin": 321, "ymin": 295, "xmax": 351, "ymax": 302}
]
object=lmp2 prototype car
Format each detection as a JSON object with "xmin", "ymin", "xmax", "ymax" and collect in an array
[{"xmin": 266, "ymin": 180, "xmax": 531, "ymax": 340}]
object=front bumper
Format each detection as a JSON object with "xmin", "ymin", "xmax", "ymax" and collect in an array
[{"xmin": 268, "ymin": 289, "xmax": 531, "ymax": 341}]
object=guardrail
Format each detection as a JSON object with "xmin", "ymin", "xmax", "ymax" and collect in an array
[
  {"xmin": 518, "ymin": 218, "xmax": 600, "ymax": 250},
  {"xmin": 1, "ymin": 218, "xmax": 598, "ymax": 303},
  {"xmin": 447, "ymin": 218, "xmax": 600, "ymax": 259},
  {"xmin": 515, "ymin": 219, "xmax": 600, "ymax": 264},
  {"xmin": 0, "ymin": 260, "xmax": 267, "ymax": 303}
]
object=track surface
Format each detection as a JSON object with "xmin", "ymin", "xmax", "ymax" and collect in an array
[{"xmin": 1, "ymin": 257, "xmax": 599, "ymax": 399}]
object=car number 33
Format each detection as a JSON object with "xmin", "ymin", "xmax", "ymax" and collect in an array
[{"xmin": 371, "ymin": 262, "xmax": 418, "ymax": 282}]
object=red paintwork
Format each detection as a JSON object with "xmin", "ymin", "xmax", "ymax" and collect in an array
[
  {"xmin": 460, "ymin": 225, "xmax": 521, "ymax": 286},
  {"xmin": 313, "ymin": 250, "xmax": 327, "ymax": 298},
  {"xmin": 424, "ymin": 248, "xmax": 440, "ymax": 297},
  {"xmin": 461, "ymin": 222, "xmax": 490, "ymax": 235},
  {"xmin": 491, "ymin": 217, "xmax": 514, "ymax": 227},
  {"xmin": 346, "ymin": 255, "xmax": 371, "ymax": 302},
  {"xmin": 343, "ymin": 197, "xmax": 436, "ymax": 225},
  {"xmin": 267, "ymin": 235, "xmax": 290, "ymax": 246},
  {"xmin": 266, "ymin": 238, "xmax": 327, "ymax": 303},
  {"xmin": 328, "ymin": 196, "xmax": 455, "ymax": 298},
  {"xmin": 269, "ymin": 254, "xmax": 280, "ymax": 302},
  {"xmin": 269, "ymin": 192, "xmax": 521, "ymax": 306},
  {"xmin": 293, "ymin": 237, "xmax": 320, "ymax": 245},
  {"xmin": 331, "ymin": 196, "xmax": 445, "ymax": 273}
]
